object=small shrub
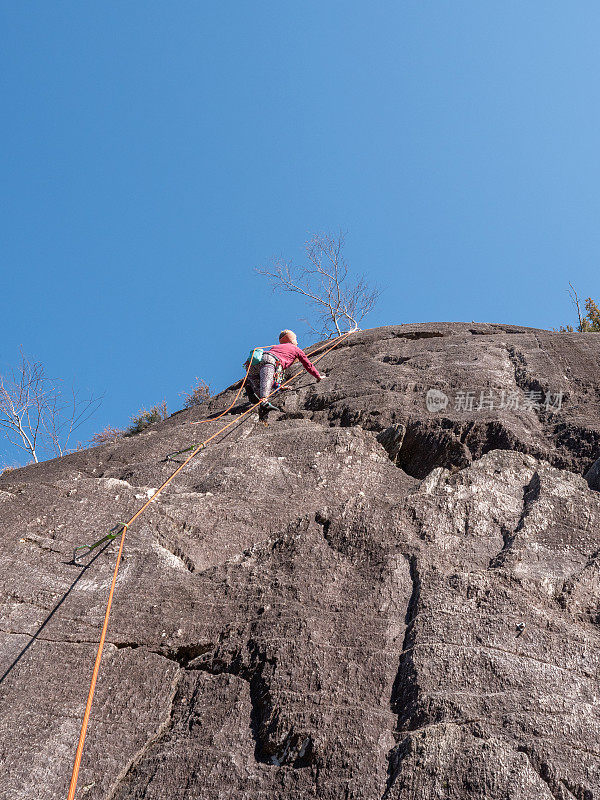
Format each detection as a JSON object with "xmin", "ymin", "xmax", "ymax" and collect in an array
[
  {"xmin": 90, "ymin": 425, "xmax": 125, "ymax": 445},
  {"xmin": 180, "ymin": 378, "xmax": 213, "ymax": 409},
  {"xmin": 558, "ymin": 285, "xmax": 600, "ymax": 332},
  {"xmin": 126, "ymin": 401, "xmax": 168, "ymax": 435},
  {"xmin": 578, "ymin": 296, "xmax": 600, "ymax": 331}
]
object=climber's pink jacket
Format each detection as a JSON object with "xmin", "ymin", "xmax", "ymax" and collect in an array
[{"xmin": 267, "ymin": 343, "xmax": 321, "ymax": 379}]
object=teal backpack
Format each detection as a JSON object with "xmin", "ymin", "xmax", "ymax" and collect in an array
[{"xmin": 247, "ymin": 347, "xmax": 264, "ymax": 366}]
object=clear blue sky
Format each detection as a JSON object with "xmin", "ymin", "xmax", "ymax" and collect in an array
[{"xmin": 1, "ymin": 2, "xmax": 599, "ymax": 462}]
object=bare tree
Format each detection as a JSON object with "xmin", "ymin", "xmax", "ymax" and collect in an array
[
  {"xmin": 90, "ymin": 425, "xmax": 125, "ymax": 446},
  {"xmin": 180, "ymin": 377, "xmax": 213, "ymax": 408},
  {"xmin": 568, "ymin": 282, "xmax": 585, "ymax": 330},
  {"xmin": 257, "ymin": 231, "xmax": 380, "ymax": 337},
  {"xmin": 0, "ymin": 349, "xmax": 102, "ymax": 464}
]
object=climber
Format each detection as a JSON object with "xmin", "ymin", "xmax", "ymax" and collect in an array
[{"xmin": 246, "ymin": 330, "xmax": 324, "ymax": 420}]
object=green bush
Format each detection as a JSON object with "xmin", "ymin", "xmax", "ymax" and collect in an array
[{"xmin": 126, "ymin": 401, "xmax": 168, "ymax": 435}]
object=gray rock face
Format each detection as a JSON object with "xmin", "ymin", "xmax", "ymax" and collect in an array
[
  {"xmin": 1, "ymin": 322, "xmax": 600, "ymax": 799},
  {"xmin": 585, "ymin": 456, "xmax": 600, "ymax": 490}
]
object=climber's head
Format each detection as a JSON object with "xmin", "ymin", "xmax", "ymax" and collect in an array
[{"xmin": 279, "ymin": 329, "xmax": 298, "ymax": 345}]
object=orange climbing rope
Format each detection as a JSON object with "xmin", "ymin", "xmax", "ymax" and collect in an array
[
  {"xmin": 190, "ymin": 339, "xmax": 330, "ymax": 428},
  {"xmin": 191, "ymin": 344, "xmax": 278, "ymax": 426},
  {"xmin": 66, "ymin": 329, "xmax": 354, "ymax": 800},
  {"xmin": 66, "ymin": 528, "xmax": 126, "ymax": 800}
]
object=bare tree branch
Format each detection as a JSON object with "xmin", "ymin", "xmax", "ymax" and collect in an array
[
  {"xmin": 0, "ymin": 349, "xmax": 103, "ymax": 464},
  {"xmin": 568, "ymin": 282, "xmax": 585, "ymax": 331},
  {"xmin": 256, "ymin": 231, "xmax": 380, "ymax": 337}
]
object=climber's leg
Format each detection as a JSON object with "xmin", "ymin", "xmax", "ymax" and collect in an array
[
  {"xmin": 246, "ymin": 365, "xmax": 261, "ymax": 403},
  {"xmin": 245, "ymin": 380, "xmax": 260, "ymax": 405},
  {"xmin": 259, "ymin": 355, "xmax": 277, "ymax": 399},
  {"xmin": 258, "ymin": 354, "xmax": 282, "ymax": 419}
]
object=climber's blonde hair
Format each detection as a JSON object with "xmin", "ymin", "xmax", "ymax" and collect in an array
[{"xmin": 279, "ymin": 330, "xmax": 297, "ymax": 345}]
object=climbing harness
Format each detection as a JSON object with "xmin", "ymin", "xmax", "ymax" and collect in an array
[
  {"xmin": 245, "ymin": 347, "xmax": 283, "ymax": 390},
  {"xmin": 273, "ymin": 362, "xmax": 284, "ymax": 392},
  {"xmin": 65, "ymin": 330, "xmax": 354, "ymax": 800}
]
